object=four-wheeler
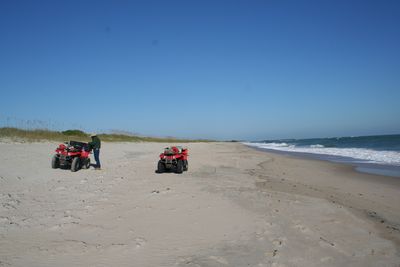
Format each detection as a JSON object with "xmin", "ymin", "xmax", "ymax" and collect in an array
[
  {"xmin": 157, "ymin": 146, "xmax": 188, "ymax": 174},
  {"xmin": 51, "ymin": 141, "xmax": 91, "ymax": 172}
]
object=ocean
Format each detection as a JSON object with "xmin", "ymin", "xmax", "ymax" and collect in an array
[{"xmin": 245, "ymin": 134, "xmax": 400, "ymax": 177}]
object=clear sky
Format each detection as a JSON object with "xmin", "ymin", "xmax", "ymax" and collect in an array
[{"xmin": 1, "ymin": 0, "xmax": 399, "ymax": 140}]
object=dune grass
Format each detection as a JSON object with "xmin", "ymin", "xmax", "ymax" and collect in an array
[{"xmin": 0, "ymin": 127, "xmax": 212, "ymax": 143}]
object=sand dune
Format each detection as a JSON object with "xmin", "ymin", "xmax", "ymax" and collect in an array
[{"xmin": 0, "ymin": 142, "xmax": 399, "ymax": 266}]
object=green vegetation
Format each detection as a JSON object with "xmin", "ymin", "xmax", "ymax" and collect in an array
[
  {"xmin": 0, "ymin": 127, "xmax": 212, "ymax": 143},
  {"xmin": 0, "ymin": 127, "xmax": 87, "ymax": 142},
  {"xmin": 61, "ymin": 129, "xmax": 87, "ymax": 136}
]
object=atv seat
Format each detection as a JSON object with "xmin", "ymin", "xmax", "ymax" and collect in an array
[
  {"xmin": 68, "ymin": 141, "xmax": 89, "ymax": 150},
  {"xmin": 164, "ymin": 146, "xmax": 182, "ymax": 155}
]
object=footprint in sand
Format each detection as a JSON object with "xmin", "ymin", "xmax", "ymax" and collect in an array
[
  {"xmin": 293, "ymin": 222, "xmax": 312, "ymax": 234},
  {"xmin": 264, "ymin": 249, "xmax": 279, "ymax": 258},
  {"xmin": 107, "ymin": 237, "xmax": 147, "ymax": 253},
  {"xmin": 272, "ymin": 238, "xmax": 284, "ymax": 247},
  {"xmin": 134, "ymin": 237, "xmax": 147, "ymax": 248}
]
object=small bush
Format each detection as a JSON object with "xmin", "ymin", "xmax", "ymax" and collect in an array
[{"xmin": 62, "ymin": 129, "xmax": 87, "ymax": 136}]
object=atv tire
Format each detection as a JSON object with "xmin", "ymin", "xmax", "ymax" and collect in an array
[
  {"xmin": 157, "ymin": 160, "xmax": 165, "ymax": 173},
  {"xmin": 183, "ymin": 160, "xmax": 188, "ymax": 171},
  {"xmin": 176, "ymin": 160, "xmax": 184, "ymax": 174},
  {"xmin": 82, "ymin": 158, "xmax": 90, "ymax": 169},
  {"xmin": 51, "ymin": 155, "xmax": 59, "ymax": 169},
  {"xmin": 71, "ymin": 157, "xmax": 80, "ymax": 172}
]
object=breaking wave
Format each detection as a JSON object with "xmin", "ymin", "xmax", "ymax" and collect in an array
[{"xmin": 244, "ymin": 142, "xmax": 400, "ymax": 166}]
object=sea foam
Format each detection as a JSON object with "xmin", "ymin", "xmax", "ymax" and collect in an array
[{"xmin": 244, "ymin": 142, "xmax": 400, "ymax": 166}]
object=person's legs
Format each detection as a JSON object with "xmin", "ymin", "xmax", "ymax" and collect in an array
[{"xmin": 94, "ymin": 149, "xmax": 101, "ymax": 169}]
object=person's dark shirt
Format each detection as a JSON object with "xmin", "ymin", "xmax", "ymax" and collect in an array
[{"xmin": 89, "ymin": 136, "xmax": 101, "ymax": 149}]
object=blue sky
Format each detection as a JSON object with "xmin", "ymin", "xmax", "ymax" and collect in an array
[{"xmin": 1, "ymin": 0, "xmax": 399, "ymax": 140}]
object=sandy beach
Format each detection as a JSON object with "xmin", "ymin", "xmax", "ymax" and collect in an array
[{"xmin": 0, "ymin": 141, "xmax": 399, "ymax": 266}]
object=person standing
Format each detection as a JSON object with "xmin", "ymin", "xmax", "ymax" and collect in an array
[{"xmin": 89, "ymin": 133, "xmax": 101, "ymax": 170}]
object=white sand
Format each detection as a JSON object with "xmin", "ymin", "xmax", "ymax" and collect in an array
[{"xmin": 0, "ymin": 141, "xmax": 399, "ymax": 266}]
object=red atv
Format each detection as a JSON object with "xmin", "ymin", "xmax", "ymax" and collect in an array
[
  {"xmin": 157, "ymin": 146, "xmax": 188, "ymax": 173},
  {"xmin": 51, "ymin": 141, "xmax": 91, "ymax": 172}
]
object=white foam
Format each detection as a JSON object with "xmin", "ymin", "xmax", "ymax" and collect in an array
[
  {"xmin": 260, "ymin": 142, "xmax": 294, "ymax": 148},
  {"xmin": 244, "ymin": 142, "xmax": 400, "ymax": 166},
  {"xmin": 310, "ymin": 144, "xmax": 324, "ymax": 148}
]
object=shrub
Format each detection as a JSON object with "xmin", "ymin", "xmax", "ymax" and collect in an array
[{"xmin": 62, "ymin": 129, "xmax": 87, "ymax": 136}]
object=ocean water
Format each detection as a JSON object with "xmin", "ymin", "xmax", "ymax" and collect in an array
[{"xmin": 245, "ymin": 134, "xmax": 400, "ymax": 177}]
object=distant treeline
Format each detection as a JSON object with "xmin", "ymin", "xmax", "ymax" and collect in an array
[{"xmin": 0, "ymin": 127, "xmax": 213, "ymax": 143}]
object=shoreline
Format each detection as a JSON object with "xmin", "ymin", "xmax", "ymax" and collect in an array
[
  {"xmin": 1, "ymin": 141, "xmax": 399, "ymax": 266},
  {"xmin": 245, "ymin": 144, "xmax": 400, "ymax": 178},
  {"xmin": 243, "ymin": 144, "xmax": 400, "ymax": 245}
]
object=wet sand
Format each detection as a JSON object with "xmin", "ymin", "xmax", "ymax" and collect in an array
[{"xmin": 0, "ymin": 141, "xmax": 399, "ymax": 266}]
